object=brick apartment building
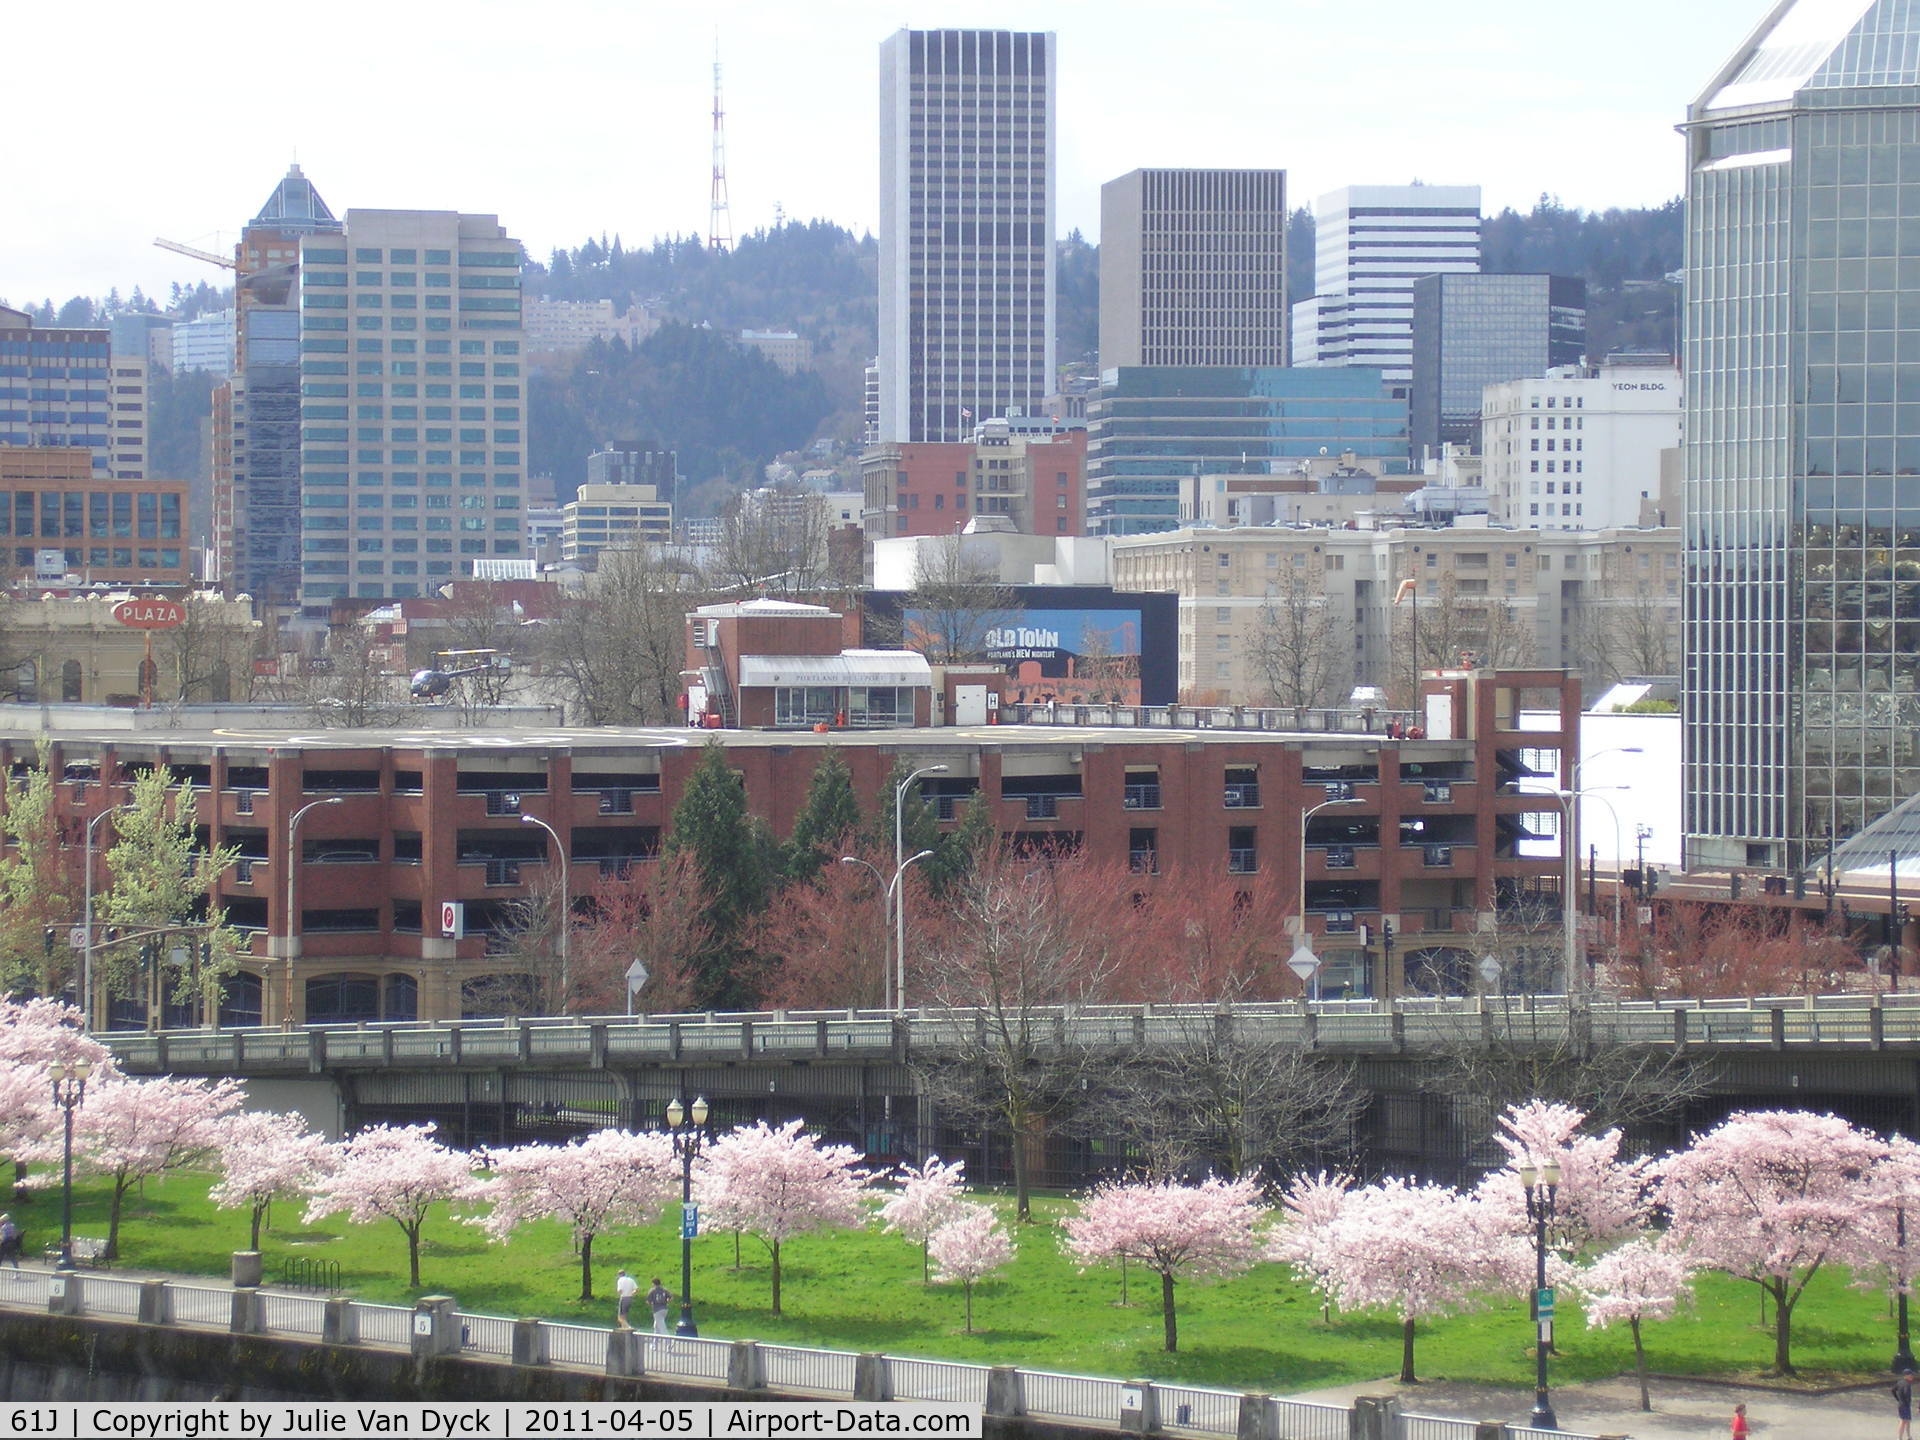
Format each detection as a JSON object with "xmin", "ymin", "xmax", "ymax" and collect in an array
[
  {"xmin": 861, "ymin": 423, "xmax": 1087, "ymax": 539},
  {"xmin": 0, "ymin": 665, "xmax": 1574, "ymax": 1025},
  {"xmin": 1, "ymin": 446, "xmax": 192, "ymax": 586}
]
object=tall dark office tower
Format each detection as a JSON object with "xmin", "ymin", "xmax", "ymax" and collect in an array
[
  {"xmin": 1408, "ymin": 273, "xmax": 1586, "ymax": 457},
  {"xmin": 1682, "ymin": 0, "xmax": 1920, "ymax": 869},
  {"xmin": 1099, "ymin": 169, "xmax": 1289, "ymax": 369},
  {"xmin": 220, "ymin": 165, "xmax": 341, "ymax": 606},
  {"xmin": 878, "ymin": 29, "xmax": 1056, "ymax": 443}
]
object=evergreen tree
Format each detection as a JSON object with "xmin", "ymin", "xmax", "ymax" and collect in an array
[
  {"xmin": 782, "ymin": 748, "xmax": 862, "ymax": 882},
  {"xmin": 663, "ymin": 741, "xmax": 775, "ymax": 1006},
  {"xmin": 925, "ymin": 789, "xmax": 996, "ymax": 898},
  {"xmin": 869, "ymin": 757, "xmax": 943, "ymax": 865}
]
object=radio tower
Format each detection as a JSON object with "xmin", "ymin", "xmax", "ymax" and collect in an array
[{"xmin": 708, "ymin": 45, "xmax": 733, "ymax": 254}]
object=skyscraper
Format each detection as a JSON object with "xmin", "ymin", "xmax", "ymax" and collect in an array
[
  {"xmin": 297, "ymin": 210, "xmax": 526, "ymax": 609},
  {"xmin": 219, "ymin": 164, "xmax": 342, "ymax": 604},
  {"xmin": 878, "ymin": 29, "xmax": 1056, "ymax": 443},
  {"xmin": 1408, "ymin": 272, "xmax": 1586, "ymax": 457},
  {"xmin": 1291, "ymin": 184, "xmax": 1481, "ymax": 384},
  {"xmin": 1682, "ymin": 0, "xmax": 1920, "ymax": 868},
  {"xmin": 0, "ymin": 307, "xmax": 111, "ymax": 475},
  {"xmin": 1098, "ymin": 168, "xmax": 1289, "ymax": 369}
]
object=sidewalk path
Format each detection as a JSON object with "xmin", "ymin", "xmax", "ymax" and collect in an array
[{"xmin": 1289, "ymin": 1374, "xmax": 1892, "ymax": 1439}]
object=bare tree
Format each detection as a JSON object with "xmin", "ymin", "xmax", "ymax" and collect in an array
[
  {"xmin": 903, "ymin": 534, "xmax": 1020, "ymax": 665},
  {"xmin": 156, "ymin": 593, "xmax": 260, "ymax": 704},
  {"xmin": 1248, "ymin": 563, "xmax": 1340, "ymax": 708},
  {"xmin": 1079, "ymin": 1012, "xmax": 1367, "ymax": 1182},
  {"xmin": 546, "ymin": 546, "xmax": 707, "ymax": 725},
  {"xmin": 712, "ymin": 485, "xmax": 829, "ymax": 597},
  {"xmin": 1580, "ymin": 584, "xmax": 1680, "ymax": 684},
  {"xmin": 913, "ymin": 851, "xmax": 1118, "ymax": 1219},
  {"xmin": 430, "ymin": 579, "xmax": 525, "ymax": 716},
  {"xmin": 1388, "ymin": 572, "xmax": 1534, "ymax": 701},
  {"xmin": 293, "ymin": 626, "xmax": 408, "ymax": 727}
]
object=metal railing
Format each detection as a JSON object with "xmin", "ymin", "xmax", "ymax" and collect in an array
[
  {"xmin": 1224, "ymin": 784, "xmax": 1261, "ymax": 808},
  {"xmin": 1023, "ymin": 1371, "xmax": 1128, "ymax": 1424},
  {"xmin": 0, "ymin": 1271, "xmax": 1612, "ymax": 1440},
  {"xmin": 349, "ymin": 1300, "xmax": 413, "ymax": 1347},
  {"xmin": 1228, "ymin": 848, "xmax": 1259, "ymax": 874},
  {"xmin": 1000, "ymin": 702, "xmax": 1416, "ymax": 736},
  {"xmin": 99, "ymin": 993, "xmax": 1920, "ymax": 1079},
  {"xmin": 167, "ymin": 1284, "xmax": 231, "ymax": 1328},
  {"xmin": 1123, "ymin": 784, "xmax": 1162, "ymax": 810},
  {"xmin": 759, "ymin": 1343, "xmax": 859, "ymax": 1395}
]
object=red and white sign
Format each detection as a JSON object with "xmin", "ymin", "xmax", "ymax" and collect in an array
[
  {"xmin": 111, "ymin": 598, "xmax": 185, "ymax": 630},
  {"xmin": 440, "ymin": 901, "xmax": 465, "ymax": 938}
]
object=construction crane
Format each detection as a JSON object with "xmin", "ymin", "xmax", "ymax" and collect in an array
[{"xmin": 152, "ymin": 237, "xmax": 235, "ymax": 271}]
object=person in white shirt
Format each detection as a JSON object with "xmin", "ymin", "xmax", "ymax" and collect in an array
[{"xmin": 614, "ymin": 1268, "xmax": 639, "ymax": 1329}]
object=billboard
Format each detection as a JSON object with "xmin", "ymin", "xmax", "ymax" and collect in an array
[{"xmin": 906, "ymin": 605, "xmax": 1146, "ymax": 704}]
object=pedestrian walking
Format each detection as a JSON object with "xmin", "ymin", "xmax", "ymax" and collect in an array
[
  {"xmin": 646, "ymin": 1277, "xmax": 672, "ymax": 1335},
  {"xmin": 0, "ymin": 1214, "xmax": 20, "ymax": 1267},
  {"xmin": 1730, "ymin": 1401, "xmax": 1749, "ymax": 1439},
  {"xmin": 614, "ymin": 1268, "xmax": 638, "ymax": 1329},
  {"xmin": 1896, "ymin": 1369, "xmax": 1916, "ymax": 1440}
]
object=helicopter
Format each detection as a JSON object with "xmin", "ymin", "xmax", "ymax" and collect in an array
[{"xmin": 409, "ymin": 648, "xmax": 510, "ymax": 701}]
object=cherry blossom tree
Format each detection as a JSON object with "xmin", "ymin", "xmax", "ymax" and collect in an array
[
  {"xmin": 70, "ymin": 1074, "xmax": 245, "ymax": 1259},
  {"xmin": 695, "ymin": 1118, "xmax": 870, "ymax": 1315},
  {"xmin": 1655, "ymin": 1109, "xmax": 1888, "ymax": 1375},
  {"xmin": 1840, "ymin": 1134, "xmax": 1920, "ymax": 1348},
  {"xmin": 1061, "ymin": 1176, "xmax": 1268, "ymax": 1353},
  {"xmin": 1477, "ymin": 1100, "xmax": 1651, "ymax": 1259},
  {"xmin": 303, "ymin": 1123, "xmax": 479, "ymax": 1288},
  {"xmin": 0, "ymin": 997, "xmax": 116, "ymax": 1194},
  {"xmin": 878, "ymin": 1155, "xmax": 969, "ymax": 1281},
  {"xmin": 1311, "ymin": 1178, "xmax": 1523, "ymax": 1382},
  {"xmin": 210, "ymin": 1109, "xmax": 331, "ymax": 1251},
  {"xmin": 472, "ymin": 1130, "xmax": 677, "ymax": 1300},
  {"xmin": 1575, "ymin": 1238, "xmax": 1694, "ymax": 1412},
  {"xmin": 928, "ymin": 1201, "xmax": 1015, "ymax": 1332},
  {"xmin": 1267, "ymin": 1171, "xmax": 1354, "ymax": 1321}
]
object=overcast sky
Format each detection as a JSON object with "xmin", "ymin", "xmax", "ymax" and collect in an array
[{"xmin": 5, "ymin": 0, "xmax": 1763, "ymax": 309}]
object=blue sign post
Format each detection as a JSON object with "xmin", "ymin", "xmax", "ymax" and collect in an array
[{"xmin": 681, "ymin": 1202, "xmax": 699, "ymax": 1240}]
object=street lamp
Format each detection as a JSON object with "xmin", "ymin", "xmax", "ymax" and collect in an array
[
  {"xmin": 664, "ymin": 1095, "xmax": 711, "ymax": 1336},
  {"xmin": 1897, "ymin": 1203, "xmax": 1917, "ymax": 1375},
  {"xmin": 80, "ymin": 804, "xmax": 136, "ymax": 1031},
  {"xmin": 47, "ymin": 1059, "xmax": 91, "ymax": 1272},
  {"xmin": 519, "ymin": 812, "xmax": 572, "ymax": 1011},
  {"xmin": 895, "ymin": 765, "xmax": 948, "ymax": 1009},
  {"xmin": 1519, "ymin": 1157, "xmax": 1562, "ymax": 1431},
  {"xmin": 284, "ymin": 798, "xmax": 344, "ymax": 1026},
  {"xmin": 1552, "ymin": 747, "xmax": 1643, "ymax": 1002},
  {"xmin": 840, "ymin": 850, "xmax": 934, "ymax": 1010},
  {"xmin": 1298, "ymin": 794, "xmax": 1364, "ymax": 993}
]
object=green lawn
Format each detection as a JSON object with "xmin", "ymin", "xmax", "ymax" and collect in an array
[{"xmin": 18, "ymin": 1172, "xmax": 1899, "ymax": 1392}]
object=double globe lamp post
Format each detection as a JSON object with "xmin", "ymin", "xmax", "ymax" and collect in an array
[
  {"xmin": 1519, "ymin": 1157, "xmax": 1563, "ymax": 1431},
  {"xmin": 665, "ymin": 1096, "xmax": 710, "ymax": 1337},
  {"xmin": 47, "ymin": 1058, "xmax": 92, "ymax": 1273}
]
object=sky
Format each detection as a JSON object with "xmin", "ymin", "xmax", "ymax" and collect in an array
[{"xmin": 4, "ymin": 0, "xmax": 1768, "ymax": 309}]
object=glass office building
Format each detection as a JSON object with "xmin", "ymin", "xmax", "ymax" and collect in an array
[
  {"xmin": 1408, "ymin": 273, "xmax": 1586, "ymax": 458},
  {"xmin": 1085, "ymin": 366, "xmax": 1409, "ymax": 536},
  {"xmin": 1683, "ymin": 0, "xmax": 1920, "ymax": 868}
]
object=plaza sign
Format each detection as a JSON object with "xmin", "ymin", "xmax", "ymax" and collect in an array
[{"xmin": 111, "ymin": 598, "xmax": 185, "ymax": 630}]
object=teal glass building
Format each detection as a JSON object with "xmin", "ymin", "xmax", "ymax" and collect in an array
[
  {"xmin": 1085, "ymin": 366, "xmax": 1410, "ymax": 537},
  {"xmin": 1684, "ymin": 0, "xmax": 1920, "ymax": 868}
]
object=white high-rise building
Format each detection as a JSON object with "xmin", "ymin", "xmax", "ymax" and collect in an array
[
  {"xmin": 878, "ymin": 28, "xmax": 1056, "ymax": 443},
  {"xmin": 1480, "ymin": 360, "xmax": 1681, "ymax": 532},
  {"xmin": 1291, "ymin": 184, "xmax": 1481, "ymax": 383}
]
